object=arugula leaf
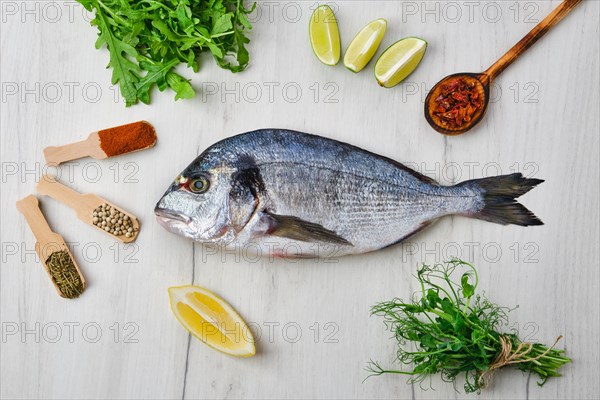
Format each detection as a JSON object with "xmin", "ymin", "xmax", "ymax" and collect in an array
[
  {"xmin": 135, "ymin": 58, "xmax": 178, "ymax": 104},
  {"xmin": 166, "ymin": 72, "xmax": 196, "ymax": 101},
  {"xmin": 212, "ymin": 13, "xmax": 233, "ymax": 35},
  {"xmin": 77, "ymin": 0, "xmax": 254, "ymax": 106},
  {"xmin": 90, "ymin": 2, "xmax": 140, "ymax": 106}
]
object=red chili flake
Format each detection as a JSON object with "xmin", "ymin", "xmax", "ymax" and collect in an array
[{"xmin": 433, "ymin": 77, "xmax": 483, "ymax": 129}]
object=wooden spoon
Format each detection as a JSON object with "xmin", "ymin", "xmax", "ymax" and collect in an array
[
  {"xmin": 36, "ymin": 175, "xmax": 140, "ymax": 243},
  {"xmin": 425, "ymin": 0, "xmax": 582, "ymax": 136},
  {"xmin": 16, "ymin": 195, "xmax": 86, "ymax": 298},
  {"xmin": 43, "ymin": 121, "xmax": 156, "ymax": 165}
]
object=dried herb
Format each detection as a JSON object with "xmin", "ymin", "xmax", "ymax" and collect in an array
[
  {"xmin": 367, "ymin": 260, "xmax": 570, "ymax": 393},
  {"xmin": 433, "ymin": 78, "xmax": 483, "ymax": 128},
  {"xmin": 46, "ymin": 250, "xmax": 85, "ymax": 299}
]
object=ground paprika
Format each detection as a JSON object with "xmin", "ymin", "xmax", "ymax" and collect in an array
[{"xmin": 98, "ymin": 121, "xmax": 156, "ymax": 156}]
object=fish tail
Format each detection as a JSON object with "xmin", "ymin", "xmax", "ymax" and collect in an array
[{"xmin": 458, "ymin": 173, "xmax": 544, "ymax": 226}]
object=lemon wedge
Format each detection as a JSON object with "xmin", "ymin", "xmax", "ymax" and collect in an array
[
  {"xmin": 309, "ymin": 5, "xmax": 341, "ymax": 66},
  {"xmin": 374, "ymin": 37, "xmax": 427, "ymax": 88},
  {"xmin": 168, "ymin": 285, "xmax": 255, "ymax": 357},
  {"xmin": 343, "ymin": 19, "xmax": 387, "ymax": 73}
]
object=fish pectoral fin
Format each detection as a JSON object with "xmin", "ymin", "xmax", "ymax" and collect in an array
[{"xmin": 265, "ymin": 213, "xmax": 352, "ymax": 246}]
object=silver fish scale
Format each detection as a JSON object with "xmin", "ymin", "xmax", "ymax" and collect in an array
[{"xmin": 215, "ymin": 130, "xmax": 480, "ymax": 253}]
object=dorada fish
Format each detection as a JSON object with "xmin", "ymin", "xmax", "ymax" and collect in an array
[{"xmin": 155, "ymin": 129, "xmax": 543, "ymax": 258}]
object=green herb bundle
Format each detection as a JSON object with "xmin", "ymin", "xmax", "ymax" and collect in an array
[
  {"xmin": 78, "ymin": 0, "xmax": 255, "ymax": 106},
  {"xmin": 368, "ymin": 260, "xmax": 570, "ymax": 393}
]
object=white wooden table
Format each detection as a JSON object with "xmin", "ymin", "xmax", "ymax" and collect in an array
[{"xmin": 1, "ymin": 1, "xmax": 598, "ymax": 399}]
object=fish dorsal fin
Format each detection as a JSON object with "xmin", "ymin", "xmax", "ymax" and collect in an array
[
  {"xmin": 264, "ymin": 212, "xmax": 352, "ymax": 246},
  {"xmin": 377, "ymin": 155, "xmax": 437, "ymax": 185}
]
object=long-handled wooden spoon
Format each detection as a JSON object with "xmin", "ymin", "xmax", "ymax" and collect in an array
[
  {"xmin": 36, "ymin": 175, "xmax": 140, "ymax": 243},
  {"xmin": 16, "ymin": 195, "xmax": 86, "ymax": 298},
  {"xmin": 43, "ymin": 121, "xmax": 156, "ymax": 165},
  {"xmin": 425, "ymin": 0, "xmax": 582, "ymax": 136}
]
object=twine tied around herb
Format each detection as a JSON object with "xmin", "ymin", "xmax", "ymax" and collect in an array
[{"xmin": 478, "ymin": 335, "xmax": 563, "ymax": 388}]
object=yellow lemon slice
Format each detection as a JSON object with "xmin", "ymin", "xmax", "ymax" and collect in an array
[
  {"xmin": 374, "ymin": 37, "xmax": 427, "ymax": 88},
  {"xmin": 343, "ymin": 19, "xmax": 387, "ymax": 73},
  {"xmin": 309, "ymin": 5, "xmax": 341, "ymax": 66},
  {"xmin": 168, "ymin": 285, "xmax": 255, "ymax": 357}
]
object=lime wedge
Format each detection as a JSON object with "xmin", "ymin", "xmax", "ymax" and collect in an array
[
  {"xmin": 309, "ymin": 5, "xmax": 341, "ymax": 66},
  {"xmin": 375, "ymin": 37, "xmax": 427, "ymax": 88},
  {"xmin": 343, "ymin": 19, "xmax": 387, "ymax": 73}
]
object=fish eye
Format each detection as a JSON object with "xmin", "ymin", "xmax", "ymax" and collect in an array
[{"xmin": 189, "ymin": 176, "xmax": 209, "ymax": 193}]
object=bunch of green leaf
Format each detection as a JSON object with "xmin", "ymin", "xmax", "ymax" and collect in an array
[
  {"xmin": 367, "ymin": 259, "xmax": 570, "ymax": 393},
  {"xmin": 77, "ymin": 0, "xmax": 255, "ymax": 106}
]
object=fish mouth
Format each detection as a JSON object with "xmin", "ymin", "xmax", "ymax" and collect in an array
[{"xmin": 154, "ymin": 207, "xmax": 192, "ymax": 224}]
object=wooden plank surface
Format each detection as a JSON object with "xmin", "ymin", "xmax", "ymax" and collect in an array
[{"xmin": 1, "ymin": 1, "xmax": 598, "ymax": 399}]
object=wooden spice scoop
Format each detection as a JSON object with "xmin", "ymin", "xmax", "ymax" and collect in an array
[
  {"xmin": 16, "ymin": 195, "xmax": 86, "ymax": 298},
  {"xmin": 36, "ymin": 175, "xmax": 140, "ymax": 243},
  {"xmin": 424, "ymin": 0, "xmax": 582, "ymax": 136},
  {"xmin": 43, "ymin": 121, "xmax": 156, "ymax": 165}
]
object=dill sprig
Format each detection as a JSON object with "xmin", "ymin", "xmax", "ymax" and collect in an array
[{"xmin": 367, "ymin": 259, "xmax": 570, "ymax": 393}]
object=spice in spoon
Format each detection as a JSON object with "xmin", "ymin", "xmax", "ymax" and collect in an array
[
  {"xmin": 46, "ymin": 250, "xmax": 85, "ymax": 299},
  {"xmin": 92, "ymin": 203, "xmax": 137, "ymax": 238},
  {"xmin": 433, "ymin": 77, "xmax": 483, "ymax": 129},
  {"xmin": 98, "ymin": 121, "xmax": 156, "ymax": 157}
]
